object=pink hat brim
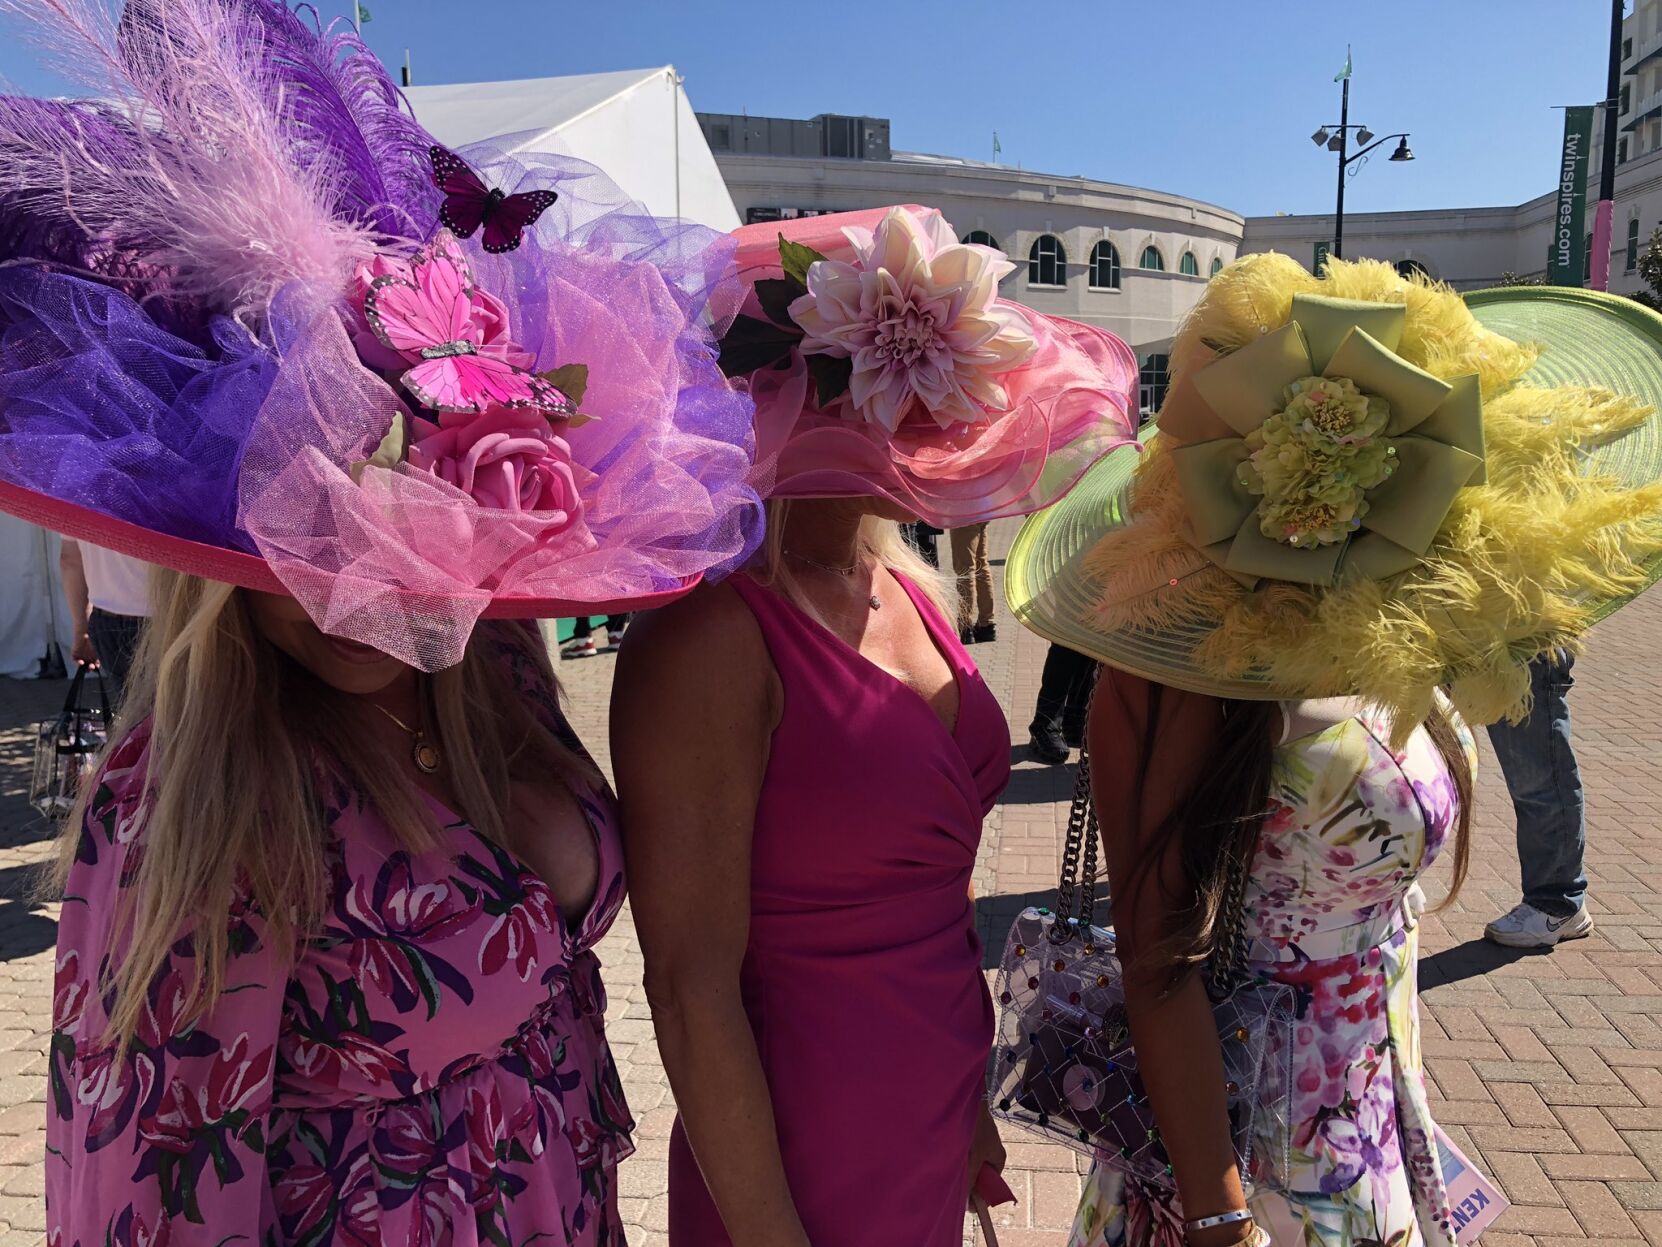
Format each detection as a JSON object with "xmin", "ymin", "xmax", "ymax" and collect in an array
[{"xmin": 0, "ymin": 478, "xmax": 694, "ymax": 619}]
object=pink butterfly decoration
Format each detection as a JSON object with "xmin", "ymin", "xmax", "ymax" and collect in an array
[{"xmin": 359, "ymin": 232, "xmax": 573, "ymax": 416}]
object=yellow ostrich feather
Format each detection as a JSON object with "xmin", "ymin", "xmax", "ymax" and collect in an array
[{"xmin": 1082, "ymin": 254, "xmax": 1662, "ymax": 741}]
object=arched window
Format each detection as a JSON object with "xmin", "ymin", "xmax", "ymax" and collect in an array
[
  {"xmin": 1028, "ymin": 234, "xmax": 1067, "ymax": 287},
  {"xmin": 1179, "ymin": 251, "xmax": 1200, "ymax": 277},
  {"xmin": 1394, "ymin": 258, "xmax": 1430, "ymax": 281},
  {"xmin": 1139, "ymin": 245, "xmax": 1165, "ymax": 272},
  {"xmin": 962, "ymin": 229, "xmax": 999, "ymax": 249},
  {"xmin": 1210, "ymin": 256, "xmax": 1225, "ymax": 277},
  {"xmin": 1088, "ymin": 240, "xmax": 1121, "ymax": 290},
  {"xmin": 1140, "ymin": 353, "xmax": 1170, "ymax": 415},
  {"xmin": 1627, "ymin": 217, "xmax": 1642, "ymax": 273}
]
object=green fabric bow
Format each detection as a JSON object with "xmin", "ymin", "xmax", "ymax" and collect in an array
[{"xmin": 1159, "ymin": 293, "xmax": 1486, "ymax": 587}]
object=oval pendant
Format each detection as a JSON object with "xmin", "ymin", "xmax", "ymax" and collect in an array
[
  {"xmin": 869, "ymin": 594, "xmax": 882, "ymax": 610},
  {"xmin": 413, "ymin": 739, "xmax": 442, "ymax": 774}
]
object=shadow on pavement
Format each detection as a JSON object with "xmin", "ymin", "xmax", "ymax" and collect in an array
[
  {"xmin": 1001, "ymin": 759, "xmax": 1078, "ymax": 807},
  {"xmin": 975, "ymin": 889, "xmax": 1057, "ymax": 970},
  {"xmin": 0, "ymin": 904, "xmax": 58, "ymax": 961},
  {"xmin": 1419, "ymin": 936, "xmax": 1541, "ymax": 989}
]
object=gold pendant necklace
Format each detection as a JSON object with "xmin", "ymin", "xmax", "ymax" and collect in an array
[
  {"xmin": 784, "ymin": 550, "xmax": 882, "ymax": 610},
  {"xmin": 370, "ymin": 702, "xmax": 443, "ymax": 774}
]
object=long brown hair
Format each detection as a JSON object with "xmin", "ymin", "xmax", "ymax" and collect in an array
[
  {"xmin": 1120, "ymin": 682, "xmax": 1474, "ymax": 988},
  {"xmin": 56, "ymin": 570, "xmax": 598, "ymax": 1053}
]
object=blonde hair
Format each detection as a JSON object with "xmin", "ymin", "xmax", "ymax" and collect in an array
[
  {"xmin": 752, "ymin": 497, "xmax": 957, "ymax": 626},
  {"xmin": 58, "ymin": 569, "xmax": 597, "ymax": 1054}
]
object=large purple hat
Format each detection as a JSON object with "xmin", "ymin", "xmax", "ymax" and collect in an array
[{"xmin": 0, "ymin": 0, "xmax": 762, "ymax": 669}]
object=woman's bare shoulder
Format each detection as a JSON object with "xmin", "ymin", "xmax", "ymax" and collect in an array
[{"xmin": 613, "ymin": 580, "xmax": 774, "ymax": 720}]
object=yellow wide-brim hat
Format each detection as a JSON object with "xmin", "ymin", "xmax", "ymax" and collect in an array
[{"xmin": 1007, "ymin": 256, "xmax": 1662, "ymax": 733}]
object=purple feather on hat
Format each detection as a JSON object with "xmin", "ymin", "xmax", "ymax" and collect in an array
[{"xmin": 0, "ymin": 0, "xmax": 440, "ymax": 326}]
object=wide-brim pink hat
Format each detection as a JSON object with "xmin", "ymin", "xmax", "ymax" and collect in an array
[
  {"xmin": 721, "ymin": 205, "xmax": 1139, "ymax": 526},
  {"xmin": 0, "ymin": 0, "xmax": 760, "ymax": 671}
]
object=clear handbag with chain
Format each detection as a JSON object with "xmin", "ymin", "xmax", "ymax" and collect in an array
[{"xmin": 987, "ymin": 715, "xmax": 1297, "ymax": 1194}]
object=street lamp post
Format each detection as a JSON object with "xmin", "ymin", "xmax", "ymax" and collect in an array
[{"xmin": 1311, "ymin": 71, "xmax": 1414, "ymax": 261}]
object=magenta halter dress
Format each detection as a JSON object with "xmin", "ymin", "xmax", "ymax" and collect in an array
[{"xmin": 668, "ymin": 572, "xmax": 1011, "ymax": 1246}]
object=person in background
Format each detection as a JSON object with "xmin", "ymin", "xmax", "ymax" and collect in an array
[
  {"xmin": 562, "ymin": 612, "xmax": 630, "ymax": 660},
  {"xmin": 1482, "ymin": 651, "xmax": 1594, "ymax": 948},
  {"xmin": 902, "ymin": 519, "xmax": 940, "ymax": 567},
  {"xmin": 950, "ymin": 520, "xmax": 996, "ymax": 644},
  {"xmin": 1028, "ymin": 640, "xmax": 1096, "ymax": 763},
  {"xmin": 58, "ymin": 539, "xmax": 150, "ymax": 706}
]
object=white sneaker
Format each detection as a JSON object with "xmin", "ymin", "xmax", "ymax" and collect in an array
[
  {"xmin": 560, "ymin": 636, "xmax": 596, "ymax": 661},
  {"xmin": 1484, "ymin": 902, "xmax": 1594, "ymax": 948}
]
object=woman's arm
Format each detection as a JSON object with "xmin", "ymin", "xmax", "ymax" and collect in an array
[
  {"xmin": 1089, "ymin": 671, "xmax": 1254, "ymax": 1246},
  {"xmin": 58, "ymin": 539, "xmax": 97, "ymax": 666},
  {"xmin": 611, "ymin": 587, "xmax": 810, "ymax": 1247}
]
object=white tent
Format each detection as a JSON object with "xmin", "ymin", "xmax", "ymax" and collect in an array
[
  {"xmin": 0, "ymin": 515, "xmax": 72, "ymax": 679},
  {"xmin": 407, "ymin": 67, "xmax": 740, "ymax": 231}
]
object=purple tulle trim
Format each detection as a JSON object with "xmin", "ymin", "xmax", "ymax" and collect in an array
[{"xmin": 0, "ymin": 264, "xmax": 279, "ymax": 550}]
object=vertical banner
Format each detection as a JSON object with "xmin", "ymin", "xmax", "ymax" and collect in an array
[
  {"xmin": 1550, "ymin": 106, "xmax": 1594, "ymax": 286},
  {"xmin": 1313, "ymin": 241, "xmax": 1330, "ymax": 275}
]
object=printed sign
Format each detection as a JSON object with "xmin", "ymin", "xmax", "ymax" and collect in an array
[
  {"xmin": 1437, "ymin": 1126, "xmax": 1509, "ymax": 1244},
  {"xmin": 1550, "ymin": 106, "xmax": 1594, "ymax": 287}
]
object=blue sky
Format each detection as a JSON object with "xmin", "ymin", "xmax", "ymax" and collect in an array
[{"xmin": 0, "ymin": 1, "xmax": 1617, "ymax": 218}]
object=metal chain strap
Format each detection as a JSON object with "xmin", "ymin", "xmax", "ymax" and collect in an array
[
  {"xmin": 1208, "ymin": 834, "xmax": 1254, "ymax": 997},
  {"xmin": 1049, "ymin": 669, "xmax": 1258, "ymax": 991},
  {"xmin": 1050, "ymin": 669, "xmax": 1102, "ymax": 945}
]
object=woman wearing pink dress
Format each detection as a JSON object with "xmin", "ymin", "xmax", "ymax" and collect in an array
[{"xmin": 611, "ymin": 207, "xmax": 1139, "ymax": 1245}]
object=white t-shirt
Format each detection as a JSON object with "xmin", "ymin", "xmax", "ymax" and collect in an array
[{"xmin": 80, "ymin": 544, "xmax": 152, "ymax": 618}]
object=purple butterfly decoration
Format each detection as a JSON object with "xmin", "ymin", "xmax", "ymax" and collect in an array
[{"xmin": 429, "ymin": 145, "xmax": 558, "ymax": 254}]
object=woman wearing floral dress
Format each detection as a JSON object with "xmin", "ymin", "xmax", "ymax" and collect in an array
[
  {"xmin": 1003, "ymin": 250, "xmax": 1662, "ymax": 1246},
  {"xmin": 48, "ymin": 588, "xmax": 635, "ymax": 1245},
  {"xmin": 1067, "ymin": 675, "xmax": 1474, "ymax": 1247},
  {"xmin": 6, "ymin": 1, "xmax": 762, "ymax": 1242}
]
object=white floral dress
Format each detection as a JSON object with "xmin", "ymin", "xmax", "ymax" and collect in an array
[{"xmin": 1070, "ymin": 702, "xmax": 1475, "ymax": 1247}]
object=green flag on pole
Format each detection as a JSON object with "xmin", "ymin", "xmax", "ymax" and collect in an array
[
  {"xmin": 1334, "ymin": 46, "xmax": 1352, "ymax": 82},
  {"xmin": 356, "ymin": 1, "xmax": 372, "ymax": 23},
  {"xmin": 992, "ymin": 131, "xmax": 1002, "ymax": 159}
]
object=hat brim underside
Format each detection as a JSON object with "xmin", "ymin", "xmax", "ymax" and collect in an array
[
  {"xmin": 1006, "ymin": 287, "xmax": 1662, "ymax": 692},
  {"xmin": 0, "ymin": 479, "xmax": 696, "ymax": 619}
]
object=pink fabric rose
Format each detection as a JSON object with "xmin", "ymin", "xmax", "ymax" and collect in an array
[{"xmin": 408, "ymin": 408, "xmax": 583, "ymax": 519}]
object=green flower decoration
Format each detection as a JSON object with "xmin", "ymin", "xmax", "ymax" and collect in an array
[{"xmin": 1157, "ymin": 293, "xmax": 1488, "ymax": 587}]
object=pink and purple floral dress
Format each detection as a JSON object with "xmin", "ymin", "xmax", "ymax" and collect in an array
[
  {"xmin": 1071, "ymin": 700, "xmax": 1476, "ymax": 1247},
  {"xmin": 47, "ymin": 654, "xmax": 632, "ymax": 1246}
]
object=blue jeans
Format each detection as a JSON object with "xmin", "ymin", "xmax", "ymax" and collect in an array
[{"xmin": 1484, "ymin": 651, "xmax": 1587, "ymax": 917}]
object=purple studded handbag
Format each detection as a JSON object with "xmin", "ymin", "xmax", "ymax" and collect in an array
[{"xmin": 986, "ymin": 737, "xmax": 1296, "ymax": 1194}]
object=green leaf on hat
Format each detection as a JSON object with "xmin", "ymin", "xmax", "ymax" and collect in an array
[
  {"xmin": 755, "ymin": 277, "xmax": 808, "ymax": 329},
  {"xmin": 349, "ymin": 411, "xmax": 406, "ymax": 484},
  {"xmin": 778, "ymin": 235, "xmax": 827, "ymax": 286},
  {"xmin": 806, "ymin": 352, "xmax": 853, "ymax": 408},
  {"xmin": 719, "ymin": 313, "xmax": 801, "ymax": 377},
  {"xmin": 538, "ymin": 362, "xmax": 589, "ymax": 407}
]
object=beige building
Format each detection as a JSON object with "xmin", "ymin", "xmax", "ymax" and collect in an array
[{"xmin": 699, "ymin": 111, "xmax": 1244, "ymax": 414}]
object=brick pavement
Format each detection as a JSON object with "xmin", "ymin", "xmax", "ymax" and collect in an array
[{"xmin": 0, "ymin": 524, "xmax": 1659, "ymax": 1243}]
